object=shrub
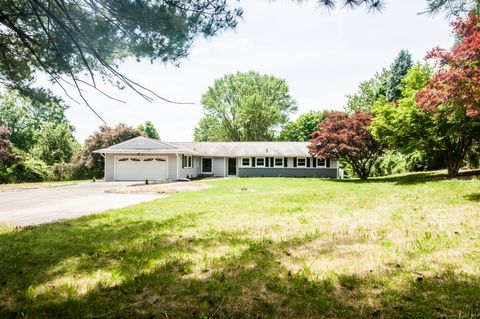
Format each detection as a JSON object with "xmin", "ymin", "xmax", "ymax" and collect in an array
[
  {"xmin": 8, "ymin": 159, "xmax": 50, "ymax": 183},
  {"xmin": 49, "ymin": 163, "xmax": 74, "ymax": 181}
]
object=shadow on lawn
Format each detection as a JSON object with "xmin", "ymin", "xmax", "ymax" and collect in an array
[
  {"xmin": 0, "ymin": 215, "xmax": 479, "ymax": 318},
  {"xmin": 465, "ymin": 192, "xmax": 480, "ymax": 202}
]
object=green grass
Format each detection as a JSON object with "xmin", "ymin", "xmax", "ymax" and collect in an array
[{"xmin": 0, "ymin": 172, "xmax": 479, "ymax": 318}]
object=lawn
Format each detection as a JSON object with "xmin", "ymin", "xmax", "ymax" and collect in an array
[{"xmin": 0, "ymin": 173, "xmax": 479, "ymax": 318}]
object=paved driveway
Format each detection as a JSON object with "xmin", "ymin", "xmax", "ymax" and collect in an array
[{"xmin": 0, "ymin": 182, "xmax": 160, "ymax": 226}]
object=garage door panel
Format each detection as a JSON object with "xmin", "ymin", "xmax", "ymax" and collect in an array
[{"xmin": 115, "ymin": 156, "xmax": 167, "ymax": 181}]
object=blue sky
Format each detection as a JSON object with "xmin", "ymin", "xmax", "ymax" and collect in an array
[{"xmin": 53, "ymin": 0, "xmax": 454, "ymax": 142}]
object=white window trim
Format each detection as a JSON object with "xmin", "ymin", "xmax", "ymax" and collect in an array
[
  {"xmin": 240, "ymin": 157, "xmax": 251, "ymax": 167},
  {"xmin": 317, "ymin": 158, "xmax": 326, "ymax": 167},
  {"xmin": 274, "ymin": 157, "xmax": 284, "ymax": 168},
  {"xmin": 184, "ymin": 155, "xmax": 193, "ymax": 168},
  {"xmin": 256, "ymin": 157, "xmax": 266, "ymax": 167},
  {"xmin": 201, "ymin": 157, "xmax": 213, "ymax": 173},
  {"xmin": 297, "ymin": 157, "xmax": 307, "ymax": 167}
]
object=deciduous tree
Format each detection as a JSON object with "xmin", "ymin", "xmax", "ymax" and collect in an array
[
  {"xmin": 309, "ymin": 111, "xmax": 385, "ymax": 179},
  {"xmin": 195, "ymin": 71, "xmax": 297, "ymax": 141},
  {"xmin": 32, "ymin": 123, "xmax": 79, "ymax": 165},
  {"xmin": 0, "ymin": 125, "xmax": 21, "ymax": 165},
  {"xmin": 279, "ymin": 111, "xmax": 325, "ymax": 141},
  {"xmin": 416, "ymin": 14, "xmax": 480, "ymax": 177},
  {"xmin": 0, "ymin": 87, "xmax": 68, "ymax": 151},
  {"xmin": 138, "ymin": 121, "xmax": 160, "ymax": 140}
]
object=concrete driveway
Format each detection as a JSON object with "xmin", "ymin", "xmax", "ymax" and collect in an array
[{"xmin": 0, "ymin": 182, "xmax": 160, "ymax": 226}]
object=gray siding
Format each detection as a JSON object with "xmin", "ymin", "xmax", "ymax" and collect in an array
[
  {"xmin": 239, "ymin": 167, "xmax": 338, "ymax": 178},
  {"xmin": 105, "ymin": 153, "xmax": 115, "ymax": 181}
]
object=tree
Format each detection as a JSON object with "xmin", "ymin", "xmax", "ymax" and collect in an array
[
  {"xmin": 279, "ymin": 111, "xmax": 325, "ymax": 141},
  {"xmin": 32, "ymin": 123, "xmax": 79, "ymax": 165},
  {"xmin": 0, "ymin": 126, "xmax": 21, "ymax": 165},
  {"xmin": 309, "ymin": 111, "xmax": 385, "ymax": 180},
  {"xmin": 73, "ymin": 123, "xmax": 142, "ymax": 178},
  {"xmin": 371, "ymin": 65, "xmax": 444, "ymax": 165},
  {"xmin": 195, "ymin": 71, "xmax": 298, "ymax": 141},
  {"xmin": 0, "ymin": 1, "xmax": 242, "ymax": 111},
  {"xmin": 138, "ymin": 121, "xmax": 160, "ymax": 140},
  {"xmin": 423, "ymin": 0, "xmax": 480, "ymax": 17},
  {"xmin": 194, "ymin": 115, "xmax": 227, "ymax": 142},
  {"xmin": 415, "ymin": 14, "xmax": 480, "ymax": 176},
  {"xmin": 0, "ymin": 87, "xmax": 68, "ymax": 151},
  {"xmin": 386, "ymin": 50, "xmax": 413, "ymax": 102},
  {"xmin": 346, "ymin": 68, "xmax": 390, "ymax": 112}
]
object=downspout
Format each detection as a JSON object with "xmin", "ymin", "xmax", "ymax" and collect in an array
[
  {"xmin": 100, "ymin": 152, "xmax": 106, "ymax": 181},
  {"xmin": 176, "ymin": 153, "xmax": 179, "ymax": 180}
]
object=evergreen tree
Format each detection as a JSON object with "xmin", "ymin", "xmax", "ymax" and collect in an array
[{"xmin": 386, "ymin": 50, "xmax": 413, "ymax": 102}]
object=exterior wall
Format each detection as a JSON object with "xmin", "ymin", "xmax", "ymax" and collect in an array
[
  {"xmin": 177, "ymin": 155, "xmax": 200, "ymax": 179},
  {"xmin": 239, "ymin": 167, "xmax": 338, "ymax": 178},
  {"xmin": 105, "ymin": 153, "xmax": 115, "ymax": 181},
  {"xmin": 103, "ymin": 153, "xmax": 340, "ymax": 181}
]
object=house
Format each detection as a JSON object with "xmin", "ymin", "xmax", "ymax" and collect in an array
[{"xmin": 93, "ymin": 136, "xmax": 339, "ymax": 181}]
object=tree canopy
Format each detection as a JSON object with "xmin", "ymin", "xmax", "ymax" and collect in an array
[
  {"xmin": 32, "ymin": 122, "xmax": 79, "ymax": 165},
  {"xmin": 138, "ymin": 121, "xmax": 160, "ymax": 140},
  {"xmin": 195, "ymin": 71, "xmax": 298, "ymax": 141},
  {"xmin": 0, "ymin": 0, "xmax": 242, "ymax": 110},
  {"xmin": 309, "ymin": 111, "xmax": 385, "ymax": 179},
  {"xmin": 0, "ymin": 87, "xmax": 70, "ymax": 151},
  {"xmin": 279, "ymin": 111, "xmax": 325, "ymax": 141},
  {"xmin": 386, "ymin": 50, "xmax": 413, "ymax": 102},
  {"xmin": 0, "ymin": 125, "xmax": 21, "ymax": 165},
  {"xmin": 415, "ymin": 14, "xmax": 480, "ymax": 176}
]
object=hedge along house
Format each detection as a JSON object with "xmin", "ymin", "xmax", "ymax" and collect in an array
[{"xmin": 93, "ymin": 136, "xmax": 340, "ymax": 181}]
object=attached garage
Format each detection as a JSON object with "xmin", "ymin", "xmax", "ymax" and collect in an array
[{"xmin": 114, "ymin": 156, "xmax": 168, "ymax": 181}]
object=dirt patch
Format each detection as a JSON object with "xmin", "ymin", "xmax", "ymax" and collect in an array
[{"xmin": 105, "ymin": 181, "xmax": 211, "ymax": 195}]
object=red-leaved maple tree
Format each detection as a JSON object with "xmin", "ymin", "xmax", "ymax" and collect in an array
[
  {"xmin": 0, "ymin": 126, "xmax": 21, "ymax": 165},
  {"xmin": 309, "ymin": 111, "xmax": 385, "ymax": 180},
  {"xmin": 417, "ymin": 13, "xmax": 480, "ymax": 117},
  {"xmin": 417, "ymin": 14, "xmax": 480, "ymax": 177}
]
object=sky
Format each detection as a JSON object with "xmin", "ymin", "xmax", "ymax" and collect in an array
[{"xmin": 50, "ymin": 0, "xmax": 454, "ymax": 142}]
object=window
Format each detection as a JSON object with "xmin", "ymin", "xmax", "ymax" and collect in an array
[
  {"xmin": 256, "ymin": 157, "xmax": 265, "ymax": 167},
  {"xmin": 155, "ymin": 158, "xmax": 165, "ymax": 162},
  {"xmin": 297, "ymin": 157, "xmax": 306, "ymax": 167},
  {"xmin": 241, "ymin": 157, "xmax": 251, "ymax": 167},
  {"xmin": 143, "ymin": 158, "xmax": 154, "ymax": 162},
  {"xmin": 202, "ymin": 158, "xmax": 213, "ymax": 173},
  {"xmin": 118, "ymin": 158, "xmax": 129, "ymax": 162},
  {"xmin": 274, "ymin": 157, "xmax": 284, "ymax": 167},
  {"xmin": 130, "ymin": 158, "xmax": 141, "ymax": 162},
  {"xmin": 317, "ymin": 158, "xmax": 326, "ymax": 167},
  {"xmin": 183, "ymin": 155, "xmax": 193, "ymax": 168}
]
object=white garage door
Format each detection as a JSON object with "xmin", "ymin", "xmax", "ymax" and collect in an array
[{"xmin": 115, "ymin": 156, "xmax": 167, "ymax": 181}]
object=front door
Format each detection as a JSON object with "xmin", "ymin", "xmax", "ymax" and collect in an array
[{"xmin": 228, "ymin": 158, "xmax": 237, "ymax": 176}]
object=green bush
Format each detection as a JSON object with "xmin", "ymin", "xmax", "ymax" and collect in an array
[
  {"xmin": 49, "ymin": 163, "xmax": 74, "ymax": 181},
  {"xmin": 8, "ymin": 159, "xmax": 50, "ymax": 183}
]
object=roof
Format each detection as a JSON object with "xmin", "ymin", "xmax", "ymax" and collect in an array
[
  {"xmin": 93, "ymin": 137, "xmax": 312, "ymax": 157},
  {"xmin": 93, "ymin": 136, "xmax": 203, "ymax": 155},
  {"xmin": 172, "ymin": 142, "xmax": 312, "ymax": 157}
]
